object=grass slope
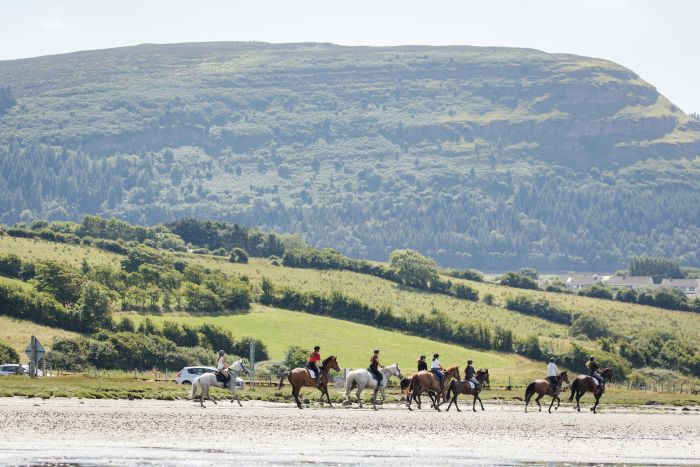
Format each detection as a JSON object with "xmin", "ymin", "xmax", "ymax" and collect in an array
[
  {"xmin": 0, "ymin": 315, "xmax": 80, "ymax": 359},
  {"xmin": 3, "ymin": 236, "xmax": 699, "ymax": 356},
  {"xmin": 124, "ymin": 304, "xmax": 540, "ymax": 385}
]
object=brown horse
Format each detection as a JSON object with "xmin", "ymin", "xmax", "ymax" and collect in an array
[
  {"xmin": 569, "ymin": 368, "xmax": 613, "ymax": 413},
  {"xmin": 278, "ymin": 356, "xmax": 340, "ymax": 409},
  {"xmin": 445, "ymin": 369, "xmax": 490, "ymax": 412},
  {"xmin": 524, "ymin": 371, "xmax": 570, "ymax": 413},
  {"xmin": 406, "ymin": 366, "xmax": 460, "ymax": 411}
]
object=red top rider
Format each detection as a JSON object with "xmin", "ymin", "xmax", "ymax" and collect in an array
[{"xmin": 308, "ymin": 345, "xmax": 321, "ymax": 387}]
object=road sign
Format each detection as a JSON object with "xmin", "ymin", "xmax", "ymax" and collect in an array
[
  {"xmin": 24, "ymin": 339, "xmax": 45, "ymax": 360},
  {"xmin": 24, "ymin": 336, "xmax": 45, "ymax": 377}
]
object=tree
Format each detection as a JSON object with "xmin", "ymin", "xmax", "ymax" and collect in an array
[
  {"xmin": 121, "ymin": 245, "xmax": 173, "ymax": 272},
  {"xmin": 388, "ymin": 249, "xmax": 439, "ymax": 288},
  {"xmin": 283, "ymin": 345, "xmax": 310, "ymax": 369},
  {"xmin": 183, "ymin": 283, "xmax": 222, "ymax": 314},
  {"xmin": 199, "ymin": 323, "xmax": 235, "ymax": 351},
  {"xmin": 0, "ymin": 340, "xmax": 19, "ymax": 363},
  {"xmin": 78, "ymin": 281, "xmax": 113, "ymax": 331},
  {"xmin": 229, "ymin": 247, "xmax": 250, "ymax": 264},
  {"xmin": 34, "ymin": 260, "xmax": 83, "ymax": 305}
]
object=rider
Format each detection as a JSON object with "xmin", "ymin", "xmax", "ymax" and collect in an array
[
  {"xmin": 417, "ymin": 354, "xmax": 428, "ymax": 372},
  {"xmin": 369, "ymin": 349, "xmax": 382, "ymax": 385},
  {"xmin": 431, "ymin": 353, "xmax": 445, "ymax": 391},
  {"xmin": 465, "ymin": 359, "xmax": 479, "ymax": 389},
  {"xmin": 586, "ymin": 356, "xmax": 604, "ymax": 389},
  {"xmin": 216, "ymin": 349, "xmax": 230, "ymax": 387},
  {"xmin": 308, "ymin": 345, "xmax": 322, "ymax": 387},
  {"xmin": 547, "ymin": 357, "xmax": 559, "ymax": 395}
]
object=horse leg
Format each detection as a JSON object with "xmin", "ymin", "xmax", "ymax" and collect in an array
[
  {"xmin": 293, "ymin": 386, "xmax": 303, "ymax": 409},
  {"xmin": 548, "ymin": 396, "xmax": 555, "ymax": 413},
  {"xmin": 372, "ymin": 388, "xmax": 379, "ymax": 411},
  {"xmin": 592, "ymin": 394, "xmax": 600, "ymax": 413},
  {"xmin": 555, "ymin": 395, "xmax": 560, "ymax": 410},
  {"xmin": 472, "ymin": 393, "xmax": 477, "ymax": 412},
  {"xmin": 324, "ymin": 385, "xmax": 333, "ymax": 407},
  {"xmin": 356, "ymin": 386, "xmax": 363, "ymax": 408},
  {"xmin": 575, "ymin": 390, "xmax": 582, "ymax": 412},
  {"xmin": 408, "ymin": 388, "xmax": 419, "ymax": 411},
  {"xmin": 478, "ymin": 393, "xmax": 484, "ymax": 411},
  {"xmin": 535, "ymin": 394, "xmax": 543, "ymax": 412}
]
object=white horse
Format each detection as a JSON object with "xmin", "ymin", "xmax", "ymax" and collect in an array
[
  {"xmin": 344, "ymin": 364, "xmax": 403, "ymax": 410},
  {"xmin": 191, "ymin": 360, "xmax": 249, "ymax": 408}
]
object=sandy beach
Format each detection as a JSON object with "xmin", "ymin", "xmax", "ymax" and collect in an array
[{"xmin": 0, "ymin": 397, "xmax": 698, "ymax": 465}]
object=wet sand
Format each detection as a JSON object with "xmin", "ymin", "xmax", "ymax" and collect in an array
[{"xmin": 0, "ymin": 397, "xmax": 698, "ymax": 466}]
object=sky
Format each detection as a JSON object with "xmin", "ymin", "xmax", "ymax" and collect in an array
[{"xmin": 2, "ymin": 0, "xmax": 698, "ymax": 113}]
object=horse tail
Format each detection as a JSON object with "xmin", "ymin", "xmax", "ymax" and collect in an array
[
  {"xmin": 278, "ymin": 371, "xmax": 290, "ymax": 389},
  {"xmin": 345, "ymin": 373, "xmax": 356, "ymax": 395},
  {"xmin": 524, "ymin": 382, "xmax": 535, "ymax": 402},
  {"xmin": 191, "ymin": 377, "xmax": 199, "ymax": 399},
  {"xmin": 447, "ymin": 378, "xmax": 456, "ymax": 396},
  {"xmin": 569, "ymin": 378, "xmax": 579, "ymax": 401}
]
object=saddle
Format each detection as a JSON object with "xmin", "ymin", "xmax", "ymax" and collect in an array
[
  {"xmin": 307, "ymin": 368, "xmax": 317, "ymax": 379},
  {"xmin": 215, "ymin": 370, "xmax": 231, "ymax": 387},
  {"xmin": 368, "ymin": 367, "xmax": 380, "ymax": 381}
]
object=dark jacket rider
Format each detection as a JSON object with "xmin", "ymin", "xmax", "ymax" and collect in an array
[
  {"xmin": 466, "ymin": 359, "xmax": 479, "ymax": 389},
  {"xmin": 587, "ymin": 356, "xmax": 604, "ymax": 388},
  {"xmin": 369, "ymin": 349, "xmax": 382, "ymax": 384},
  {"xmin": 417, "ymin": 354, "xmax": 428, "ymax": 372}
]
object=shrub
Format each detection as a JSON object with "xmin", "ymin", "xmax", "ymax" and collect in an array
[
  {"xmin": 229, "ymin": 247, "xmax": 250, "ymax": 264},
  {"xmin": 578, "ymin": 284, "xmax": 613, "ymax": 300},
  {"xmin": 0, "ymin": 340, "xmax": 19, "ymax": 363},
  {"xmin": 569, "ymin": 314, "xmax": 610, "ymax": 339},
  {"xmin": 483, "ymin": 293, "xmax": 495, "ymax": 305},
  {"xmin": 505, "ymin": 295, "xmax": 572, "ymax": 324},
  {"xmin": 451, "ymin": 283, "xmax": 479, "ymax": 301},
  {"xmin": 498, "ymin": 272, "xmax": 539, "ymax": 290},
  {"xmin": 388, "ymin": 249, "xmax": 439, "ymax": 288}
]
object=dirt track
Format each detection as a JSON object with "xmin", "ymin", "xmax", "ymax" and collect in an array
[{"xmin": 0, "ymin": 398, "xmax": 698, "ymax": 465}]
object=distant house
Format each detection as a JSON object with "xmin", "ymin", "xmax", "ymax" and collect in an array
[
  {"xmin": 561, "ymin": 274, "xmax": 605, "ymax": 289},
  {"xmin": 660, "ymin": 278, "xmax": 700, "ymax": 297},
  {"xmin": 605, "ymin": 275, "xmax": 653, "ymax": 290}
]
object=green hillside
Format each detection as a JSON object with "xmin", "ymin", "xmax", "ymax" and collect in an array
[
  {"xmin": 1, "ymin": 42, "xmax": 699, "ymax": 269},
  {"xmin": 1, "ymin": 224, "xmax": 697, "ymax": 385},
  {"xmin": 123, "ymin": 305, "xmax": 538, "ymax": 384}
]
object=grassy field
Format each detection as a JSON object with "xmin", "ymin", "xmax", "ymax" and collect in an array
[
  {"xmin": 187, "ymin": 254, "xmax": 700, "ymax": 348},
  {"xmin": 123, "ymin": 304, "xmax": 540, "ymax": 386},
  {"xmin": 0, "ymin": 236, "xmax": 121, "ymax": 269},
  {"xmin": 0, "ymin": 315, "xmax": 80, "ymax": 359},
  {"xmin": 3, "ymin": 235, "xmax": 699, "ymax": 355}
]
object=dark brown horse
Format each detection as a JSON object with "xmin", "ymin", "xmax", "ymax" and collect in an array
[
  {"xmin": 569, "ymin": 368, "xmax": 613, "ymax": 413},
  {"xmin": 524, "ymin": 371, "xmax": 570, "ymax": 413},
  {"xmin": 446, "ymin": 369, "xmax": 490, "ymax": 412},
  {"xmin": 406, "ymin": 366, "xmax": 460, "ymax": 411},
  {"xmin": 278, "ymin": 356, "xmax": 340, "ymax": 409}
]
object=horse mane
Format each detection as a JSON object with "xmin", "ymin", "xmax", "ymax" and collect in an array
[{"xmin": 321, "ymin": 355, "xmax": 335, "ymax": 367}]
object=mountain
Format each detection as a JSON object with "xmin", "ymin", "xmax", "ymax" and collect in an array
[{"xmin": 1, "ymin": 42, "xmax": 699, "ymax": 270}]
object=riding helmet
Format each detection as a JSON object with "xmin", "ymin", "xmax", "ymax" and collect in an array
[
  {"xmin": 467, "ymin": 359, "xmax": 473, "ymax": 364},
  {"xmin": 550, "ymin": 357, "xmax": 556, "ymax": 363},
  {"xmin": 314, "ymin": 345, "xmax": 320, "ymax": 351},
  {"xmin": 420, "ymin": 354, "xmax": 425, "ymax": 358},
  {"xmin": 218, "ymin": 350, "xmax": 225, "ymax": 356},
  {"xmin": 433, "ymin": 353, "xmax": 439, "ymax": 359},
  {"xmin": 589, "ymin": 356, "xmax": 595, "ymax": 361},
  {"xmin": 374, "ymin": 348, "xmax": 380, "ymax": 353}
]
